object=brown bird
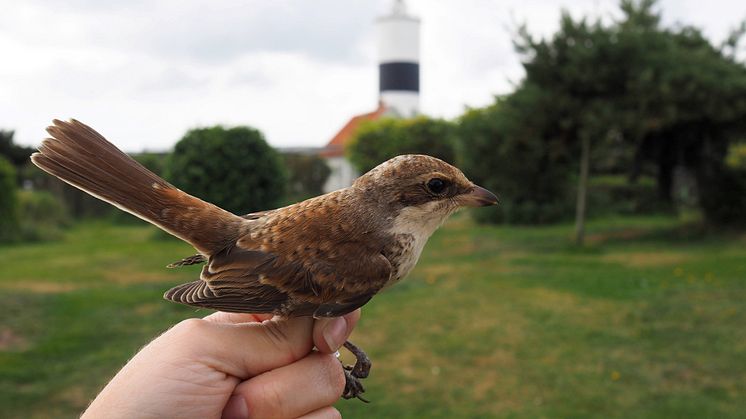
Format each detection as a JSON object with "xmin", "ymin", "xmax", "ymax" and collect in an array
[{"xmin": 31, "ymin": 119, "xmax": 498, "ymax": 400}]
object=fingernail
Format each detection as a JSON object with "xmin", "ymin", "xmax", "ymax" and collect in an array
[
  {"xmin": 323, "ymin": 317, "xmax": 347, "ymax": 352},
  {"xmin": 223, "ymin": 394, "xmax": 248, "ymax": 419}
]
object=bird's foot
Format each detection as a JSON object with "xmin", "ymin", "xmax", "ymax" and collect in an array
[
  {"xmin": 340, "ymin": 340, "xmax": 372, "ymax": 402},
  {"xmin": 343, "ymin": 340, "xmax": 372, "ymax": 378},
  {"xmin": 342, "ymin": 367, "xmax": 369, "ymax": 402}
]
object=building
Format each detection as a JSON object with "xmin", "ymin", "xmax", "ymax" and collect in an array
[{"xmin": 321, "ymin": 0, "xmax": 420, "ymax": 193}]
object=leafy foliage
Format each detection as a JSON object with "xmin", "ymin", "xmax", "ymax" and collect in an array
[
  {"xmin": 17, "ymin": 190, "xmax": 71, "ymax": 241},
  {"xmin": 347, "ymin": 116, "xmax": 457, "ymax": 173},
  {"xmin": 464, "ymin": 0, "xmax": 746, "ymax": 225},
  {"xmin": 0, "ymin": 130, "xmax": 34, "ymax": 174},
  {"xmin": 166, "ymin": 126, "xmax": 286, "ymax": 214},
  {"xmin": 133, "ymin": 152, "xmax": 168, "ymax": 177},
  {"xmin": 458, "ymin": 88, "xmax": 576, "ymax": 224},
  {"xmin": 0, "ymin": 156, "xmax": 19, "ymax": 242},
  {"xmin": 726, "ymin": 142, "xmax": 746, "ymax": 170},
  {"xmin": 698, "ymin": 167, "xmax": 746, "ymax": 226},
  {"xmin": 282, "ymin": 153, "xmax": 331, "ymax": 200}
]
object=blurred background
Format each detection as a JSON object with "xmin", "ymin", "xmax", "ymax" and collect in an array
[{"xmin": 2, "ymin": 0, "xmax": 746, "ymax": 417}]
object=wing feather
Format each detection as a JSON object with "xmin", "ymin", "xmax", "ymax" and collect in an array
[{"xmin": 163, "ymin": 203, "xmax": 393, "ymax": 316}]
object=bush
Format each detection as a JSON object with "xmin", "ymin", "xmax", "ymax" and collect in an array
[
  {"xmin": 133, "ymin": 152, "xmax": 168, "ymax": 177},
  {"xmin": 0, "ymin": 156, "xmax": 19, "ymax": 242},
  {"xmin": 17, "ymin": 190, "xmax": 71, "ymax": 241},
  {"xmin": 587, "ymin": 175, "xmax": 661, "ymax": 216},
  {"xmin": 698, "ymin": 167, "xmax": 746, "ymax": 226},
  {"xmin": 282, "ymin": 153, "xmax": 331, "ymax": 200},
  {"xmin": 457, "ymin": 90, "xmax": 575, "ymax": 225},
  {"xmin": 726, "ymin": 142, "xmax": 746, "ymax": 170},
  {"xmin": 347, "ymin": 116, "xmax": 457, "ymax": 173},
  {"xmin": 166, "ymin": 126, "xmax": 286, "ymax": 214}
]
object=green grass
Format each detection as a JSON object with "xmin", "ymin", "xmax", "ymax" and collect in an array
[{"xmin": 1, "ymin": 215, "xmax": 745, "ymax": 418}]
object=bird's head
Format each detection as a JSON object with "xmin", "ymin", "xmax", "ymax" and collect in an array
[{"xmin": 353, "ymin": 155, "xmax": 498, "ymax": 233}]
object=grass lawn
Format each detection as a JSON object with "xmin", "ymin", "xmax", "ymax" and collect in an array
[{"xmin": 1, "ymin": 215, "xmax": 744, "ymax": 418}]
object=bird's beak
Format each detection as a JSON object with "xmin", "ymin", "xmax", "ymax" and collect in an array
[{"xmin": 459, "ymin": 185, "xmax": 499, "ymax": 207}]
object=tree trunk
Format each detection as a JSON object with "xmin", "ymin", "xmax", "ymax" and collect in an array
[{"xmin": 575, "ymin": 134, "xmax": 591, "ymax": 246}]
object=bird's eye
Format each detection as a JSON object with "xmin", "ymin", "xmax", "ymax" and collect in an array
[{"xmin": 426, "ymin": 178, "xmax": 447, "ymax": 194}]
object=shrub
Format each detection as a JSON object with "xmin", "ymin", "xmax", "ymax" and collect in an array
[
  {"xmin": 347, "ymin": 116, "xmax": 457, "ymax": 173},
  {"xmin": 133, "ymin": 152, "xmax": 168, "ymax": 177},
  {"xmin": 726, "ymin": 142, "xmax": 746, "ymax": 170},
  {"xmin": 0, "ymin": 156, "xmax": 19, "ymax": 242},
  {"xmin": 17, "ymin": 190, "xmax": 71, "ymax": 241},
  {"xmin": 282, "ymin": 153, "xmax": 331, "ymax": 200},
  {"xmin": 457, "ymin": 91, "xmax": 575, "ymax": 225},
  {"xmin": 587, "ymin": 175, "xmax": 661, "ymax": 216},
  {"xmin": 698, "ymin": 167, "xmax": 746, "ymax": 226},
  {"xmin": 166, "ymin": 126, "xmax": 286, "ymax": 214}
]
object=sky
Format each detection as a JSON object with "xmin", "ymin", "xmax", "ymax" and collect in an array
[{"xmin": 1, "ymin": 0, "xmax": 744, "ymax": 152}]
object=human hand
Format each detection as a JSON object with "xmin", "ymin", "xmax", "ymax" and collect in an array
[{"xmin": 82, "ymin": 310, "xmax": 360, "ymax": 419}]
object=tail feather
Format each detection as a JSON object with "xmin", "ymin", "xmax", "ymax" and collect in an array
[{"xmin": 31, "ymin": 119, "xmax": 244, "ymax": 255}]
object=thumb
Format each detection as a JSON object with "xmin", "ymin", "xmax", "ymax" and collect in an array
[
  {"xmin": 160, "ymin": 316, "xmax": 316, "ymax": 380},
  {"xmin": 312, "ymin": 309, "xmax": 361, "ymax": 354}
]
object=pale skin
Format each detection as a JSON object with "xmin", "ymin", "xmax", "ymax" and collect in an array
[{"xmin": 82, "ymin": 309, "xmax": 361, "ymax": 419}]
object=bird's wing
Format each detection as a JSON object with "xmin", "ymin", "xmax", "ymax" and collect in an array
[
  {"xmin": 239, "ymin": 209, "xmax": 277, "ymax": 220},
  {"xmin": 164, "ymin": 233, "xmax": 392, "ymax": 317},
  {"xmin": 165, "ymin": 210, "xmax": 278, "ymax": 268}
]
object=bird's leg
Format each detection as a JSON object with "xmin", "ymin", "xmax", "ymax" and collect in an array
[
  {"xmin": 340, "ymin": 340, "xmax": 372, "ymax": 402},
  {"xmin": 343, "ymin": 340, "xmax": 371, "ymax": 378}
]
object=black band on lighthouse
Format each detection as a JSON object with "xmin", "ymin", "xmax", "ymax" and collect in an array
[{"xmin": 379, "ymin": 62, "xmax": 419, "ymax": 92}]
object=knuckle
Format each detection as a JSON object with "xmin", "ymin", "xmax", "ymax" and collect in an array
[
  {"xmin": 261, "ymin": 320, "xmax": 311, "ymax": 362},
  {"xmin": 167, "ymin": 318, "xmax": 218, "ymax": 356},
  {"xmin": 172, "ymin": 318, "xmax": 209, "ymax": 337}
]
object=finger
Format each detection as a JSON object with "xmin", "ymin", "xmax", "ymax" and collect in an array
[
  {"xmin": 203, "ymin": 311, "xmax": 274, "ymax": 324},
  {"xmin": 313, "ymin": 309, "xmax": 361, "ymax": 354},
  {"xmin": 165, "ymin": 316, "xmax": 315, "ymax": 379},
  {"xmin": 225, "ymin": 352, "xmax": 345, "ymax": 419},
  {"xmin": 297, "ymin": 406, "xmax": 342, "ymax": 419}
]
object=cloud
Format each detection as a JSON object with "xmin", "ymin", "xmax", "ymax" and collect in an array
[
  {"xmin": 1, "ymin": 0, "xmax": 744, "ymax": 151},
  {"xmin": 3, "ymin": 0, "xmax": 379, "ymax": 64}
]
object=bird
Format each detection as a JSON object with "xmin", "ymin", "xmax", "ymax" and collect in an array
[{"xmin": 31, "ymin": 119, "xmax": 499, "ymax": 400}]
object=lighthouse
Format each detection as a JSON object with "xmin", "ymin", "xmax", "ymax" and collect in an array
[
  {"xmin": 320, "ymin": 0, "xmax": 421, "ymax": 192},
  {"xmin": 377, "ymin": 0, "xmax": 420, "ymax": 117}
]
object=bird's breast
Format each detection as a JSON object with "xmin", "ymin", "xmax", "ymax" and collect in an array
[
  {"xmin": 382, "ymin": 232, "xmax": 428, "ymax": 287},
  {"xmin": 381, "ymin": 205, "xmax": 448, "ymax": 286}
]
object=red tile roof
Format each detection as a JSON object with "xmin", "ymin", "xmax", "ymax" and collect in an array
[{"xmin": 320, "ymin": 102, "xmax": 386, "ymax": 157}]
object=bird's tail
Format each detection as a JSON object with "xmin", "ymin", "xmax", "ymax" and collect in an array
[{"xmin": 31, "ymin": 119, "xmax": 245, "ymax": 255}]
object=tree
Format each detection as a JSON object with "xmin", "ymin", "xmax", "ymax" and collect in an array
[
  {"xmin": 347, "ymin": 116, "xmax": 457, "ymax": 173},
  {"xmin": 282, "ymin": 153, "xmax": 331, "ymax": 200},
  {"xmin": 458, "ymin": 87, "xmax": 575, "ymax": 225},
  {"xmin": 133, "ymin": 152, "xmax": 168, "ymax": 177},
  {"xmin": 0, "ymin": 156, "xmax": 19, "ymax": 242},
  {"xmin": 501, "ymin": 0, "xmax": 746, "ymax": 234},
  {"xmin": 0, "ymin": 130, "xmax": 34, "ymax": 170},
  {"xmin": 726, "ymin": 143, "xmax": 746, "ymax": 170},
  {"xmin": 166, "ymin": 126, "xmax": 286, "ymax": 214},
  {"xmin": 514, "ymin": 8, "xmax": 648, "ymax": 240},
  {"xmin": 0, "ymin": 130, "xmax": 35, "ymax": 187}
]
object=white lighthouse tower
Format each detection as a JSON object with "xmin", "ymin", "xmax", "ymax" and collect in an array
[
  {"xmin": 320, "ymin": 0, "xmax": 421, "ymax": 193},
  {"xmin": 377, "ymin": 0, "xmax": 420, "ymax": 117}
]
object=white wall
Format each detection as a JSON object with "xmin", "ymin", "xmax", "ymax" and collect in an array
[{"xmin": 323, "ymin": 156, "xmax": 359, "ymax": 193}]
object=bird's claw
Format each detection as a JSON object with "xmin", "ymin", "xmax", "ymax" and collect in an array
[
  {"xmin": 341, "ymin": 340, "xmax": 372, "ymax": 402},
  {"xmin": 343, "ymin": 368, "xmax": 369, "ymax": 402}
]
